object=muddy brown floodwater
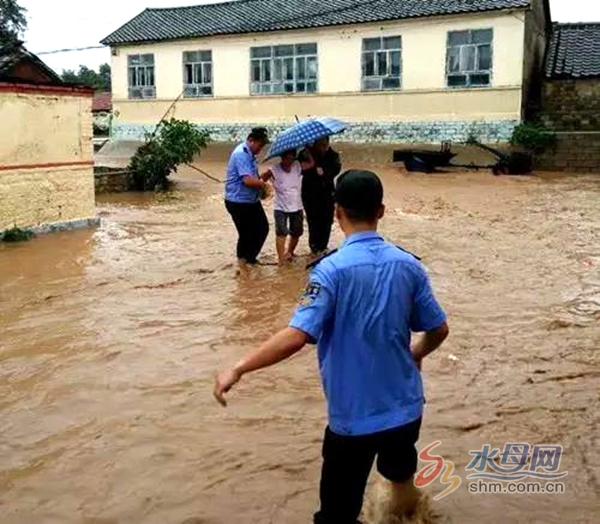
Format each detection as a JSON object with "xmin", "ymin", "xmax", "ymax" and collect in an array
[{"xmin": 1, "ymin": 162, "xmax": 599, "ymax": 524}]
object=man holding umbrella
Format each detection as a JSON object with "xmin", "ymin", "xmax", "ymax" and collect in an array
[
  {"xmin": 265, "ymin": 118, "xmax": 345, "ymax": 255},
  {"xmin": 300, "ymin": 136, "xmax": 342, "ymax": 255}
]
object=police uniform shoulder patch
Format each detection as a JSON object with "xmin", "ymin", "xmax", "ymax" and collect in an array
[
  {"xmin": 395, "ymin": 244, "xmax": 421, "ymax": 261},
  {"xmin": 299, "ymin": 282, "xmax": 322, "ymax": 306},
  {"xmin": 306, "ymin": 249, "xmax": 338, "ymax": 270}
]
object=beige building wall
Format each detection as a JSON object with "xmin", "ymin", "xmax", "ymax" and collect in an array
[
  {"xmin": 115, "ymin": 87, "xmax": 521, "ymax": 125},
  {"xmin": 0, "ymin": 88, "xmax": 95, "ymax": 231},
  {"xmin": 111, "ymin": 10, "xmax": 525, "ymax": 124}
]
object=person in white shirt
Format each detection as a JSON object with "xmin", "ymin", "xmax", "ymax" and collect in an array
[{"xmin": 262, "ymin": 150, "xmax": 315, "ymax": 264}]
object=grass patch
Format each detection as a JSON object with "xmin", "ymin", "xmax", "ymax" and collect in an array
[{"xmin": 1, "ymin": 226, "xmax": 35, "ymax": 243}]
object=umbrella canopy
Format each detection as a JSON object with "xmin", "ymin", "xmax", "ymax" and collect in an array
[{"xmin": 266, "ymin": 117, "xmax": 346, "ymax": 159}]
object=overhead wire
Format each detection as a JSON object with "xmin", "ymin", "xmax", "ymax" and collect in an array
[{"xmin": 36, "ymin": 45, "xmax": 107, "ymax": 55}]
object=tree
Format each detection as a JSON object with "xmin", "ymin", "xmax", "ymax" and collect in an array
[
  {"xmin": 60, "ymin": 63, "xmax": 111, "ymax": 91},
  {"xmin": 129, "ymin": 119, "xmax": 211, "ymax": 191},
  {"xmin": 60, "ymin": 70, "xmax": 79, "ymax": 84},
  {"xmin": 0, "ymin": 0, "xmax": 27, "ymax": 46},
  {"xmin": 510, "ymin": 122, "xmax": 557, "ymax": 155},
  {"xmin": 99, "ymin": 63, "xmax": 112, "ymax": 91}
]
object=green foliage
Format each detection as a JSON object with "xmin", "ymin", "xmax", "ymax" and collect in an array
[
  {"xmin": 99, "ymin": 63, "xmax": 111, "ymax": 90},
  {"xmin": 1, "ymin": 226, "xmax": 34, "ymax": 243},
  {"xmin": 510, "ymin": 122, "xmax": 556, "ymax": 154},
  {"xmin": 61, "ymin": 64, "xmax": 111, "ymax": 91},
  {"xmin": 158, "ymin": 119, "xmax": 210, "ymax": 166},
  {"xmin": 128, "ymin": 119, "xmax": 211, "ymax": 191},
  {"xmin": 0, "ymin": 0, "xmax": 27, "ymax": 45},
  {"xmin": 129, "ymin": 140, "xmax": 173, "ymax": 191}
]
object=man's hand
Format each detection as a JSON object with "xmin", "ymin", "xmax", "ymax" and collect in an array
[
  {"xmin": 242, "ymin": 175, "xmax": 265, "ymax": 190},
  {"xmin": 411, "ymin": 322, "xmax": 449, "ymax": 369},
  {"xmin": 212, "ymin": 327, "xmax": 309, "ymax": 407},
  {"xmin": 214, "ymin": 368, "xmax": 242, "ymax": 407}
]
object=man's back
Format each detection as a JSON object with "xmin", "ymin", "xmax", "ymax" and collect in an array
[
  {"xmin": 300, "ymin": 147, "xmax": 341, "ymax": 197},
  {"xmin": 291, "ymin": 231, "xmax": 446, "ymax": 436},
  {"xmin": 215, "ymin": 169, "xmax": 449, "ymax": 524},
  {"xmin": 224, "ymin": 142, "xmax": 257, "ymax": 204}
]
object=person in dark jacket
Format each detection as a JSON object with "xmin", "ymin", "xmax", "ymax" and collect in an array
[{"xmin": 300, "ymin": 137, "xmax": 342, "ymax": 255}]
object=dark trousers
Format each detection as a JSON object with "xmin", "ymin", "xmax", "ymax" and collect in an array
[
  {"xmin": 225, "ymin": 200, "xmax": 269, "ymax": 263},
  {"xmin": 314, "ymin": 418, "xmax": 422, "ymax": 524},
  {"xmin": 303, "ymin": 195, "xmax": 334, "ymax": 254}
]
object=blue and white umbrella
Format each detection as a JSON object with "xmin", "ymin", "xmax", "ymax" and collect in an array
[{"xmin": 266, "ymin": 117, "xmax": 346, "ymax": 159}]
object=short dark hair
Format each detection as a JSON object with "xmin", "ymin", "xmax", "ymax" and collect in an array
[
  {"xmin": 248, "ymin": 127, "xmax": 269, "ymax": 144},
  {"xmin": 335, "ymin": 170, "xmax": 384, "ymax": 222},
  {"xmin": 281, "ymin": 149, "xmax": 296, "ymax": 158}
]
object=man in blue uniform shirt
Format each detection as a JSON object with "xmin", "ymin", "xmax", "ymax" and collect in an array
[
  {"xmin": 215, "ymin": 170, "xmax": 449, "ymax": 523},
  {"xmin": 224, "ymin": 127, "xmax": 270, "ymax": 265}
]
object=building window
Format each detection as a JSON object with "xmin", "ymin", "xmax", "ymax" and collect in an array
[
  {"xmin": 362, "ymin": 36, "xmax": 402, "ymax": 91},
  {"xmin": 183, "ymin": 50, "xmax": 213, "ymax": 97},
  {"xmin": 128, "ymin": 54, "xmax": 156, "ymax": 99},
  {"xmin": 250, "ymin": 43, "xmax": 318, "ymax": 95},
  {"xmin": 446, "ymin": 29, "xmax": 493, "ymax": 88}
]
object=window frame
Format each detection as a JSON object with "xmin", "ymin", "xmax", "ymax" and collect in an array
[
  {"xmin": 182, "ymin": 50, "xmax": 213, "ymax": 98},
  {"xmin": 446, "ymin": 28, "xmax": 494, "ymax": 88},
  {"xmin": 249, "ymin": 43, "xmax": 318, "ymax": 96},
  {"xmin": 127, "ymin": 53, "xmax": 156, "ymax": 100},
  {"xmin": 361, "ymin": 36, "xmax": 403, "ymax": 92}
]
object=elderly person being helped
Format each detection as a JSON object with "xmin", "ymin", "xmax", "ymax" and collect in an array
[{"xmin": 262, "ymin": 149, "xmax": 315, "ymax": 264}]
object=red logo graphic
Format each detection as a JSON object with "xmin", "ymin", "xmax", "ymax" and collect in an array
[{"xmin": 415, "ymin": 441, "xmax": 462, "ymax": 500}]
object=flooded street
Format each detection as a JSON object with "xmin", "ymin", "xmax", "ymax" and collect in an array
[{"xmin": 1, "ymin": 163, "xmax": 599, "ymax": 524}]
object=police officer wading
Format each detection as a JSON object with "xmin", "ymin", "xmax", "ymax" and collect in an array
[
  {"xmin": 224, "ymin": 127, "xmax": 270, "ymax": 265},
  {"xmin": 215, "ymin": 169, "xmax": 450, "ymax": 523}
]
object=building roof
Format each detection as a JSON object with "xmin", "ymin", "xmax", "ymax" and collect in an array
[
  {"xmin": 101, "ymin": 0, "xmax": 531, "ymax": 46},
  {"xmin": 0, "ymin": 41, "xmax": 63, "ymax": 84},
  {"xmin": 93, "ymin": 91, "xmax": 112, "ymax": 112},
  {"xmin": 545, "ymin": 23, "xmax": 600, "ymax": 79}
]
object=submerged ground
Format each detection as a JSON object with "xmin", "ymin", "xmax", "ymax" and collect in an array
[{"xmin": 1, "ymin": 161, "xmax": 598, "ymax": 523}]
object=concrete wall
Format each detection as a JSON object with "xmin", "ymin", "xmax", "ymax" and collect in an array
[
  {"xmin": 522, "ymin": 0, "xmax": 548, "ymax": 118},
  {"xmin": 110, "ymin": 11, "xmax": 527, "ymax": 143},
  {"xmin": 94, "ymin": 169, "xmax": 133, "ymax": 193},
  {"xmin": 537, "ymin": 79, "xmax": 600, "ymax": 173},
  {"xmin": 536, "ymin": 133, "xmax": 600, "ymax": 173},
  {"xmin": 0, "ymin": 86, "xmax": 96, "ymax": 230},
  {"xmin": 540, "ymin": 79, "xmax": 600, "ymax": 131}
]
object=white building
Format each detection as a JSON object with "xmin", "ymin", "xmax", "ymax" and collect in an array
[{"xmin": 102, "ymin": 0, "xmax": 550, "ymax": 143}]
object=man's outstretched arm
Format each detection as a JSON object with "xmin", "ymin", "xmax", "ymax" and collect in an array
[{"xmin": 213, "ymin": 327, "xmax": 309, "ymax": 406}]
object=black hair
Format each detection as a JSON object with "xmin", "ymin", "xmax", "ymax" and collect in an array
[
  {"xmin": 335, "ymin": 170, "xmax": 384, "ymax": 223},
  {"xmin": 341, "ymin": 206, "xmax": 381, "ymax": 223},
  {"xmin": 248, "ymin": 127, "xmax": 269, "ymax": 144}
]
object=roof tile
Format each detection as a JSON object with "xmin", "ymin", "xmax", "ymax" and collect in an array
[
  {"xmin": 0, "ymin": 41, "xmax": 62, "ymax": 84},
  {"xmin": 93, "ymin": 91, "xmax": 112, "ymax": 112},
  {"xmin": 101, "ymin": 0, "xmax": 531, "ymax": 46},
  {"xmin": 545, "ymin": 23, "xmax": 600, "ymax": 79}
]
